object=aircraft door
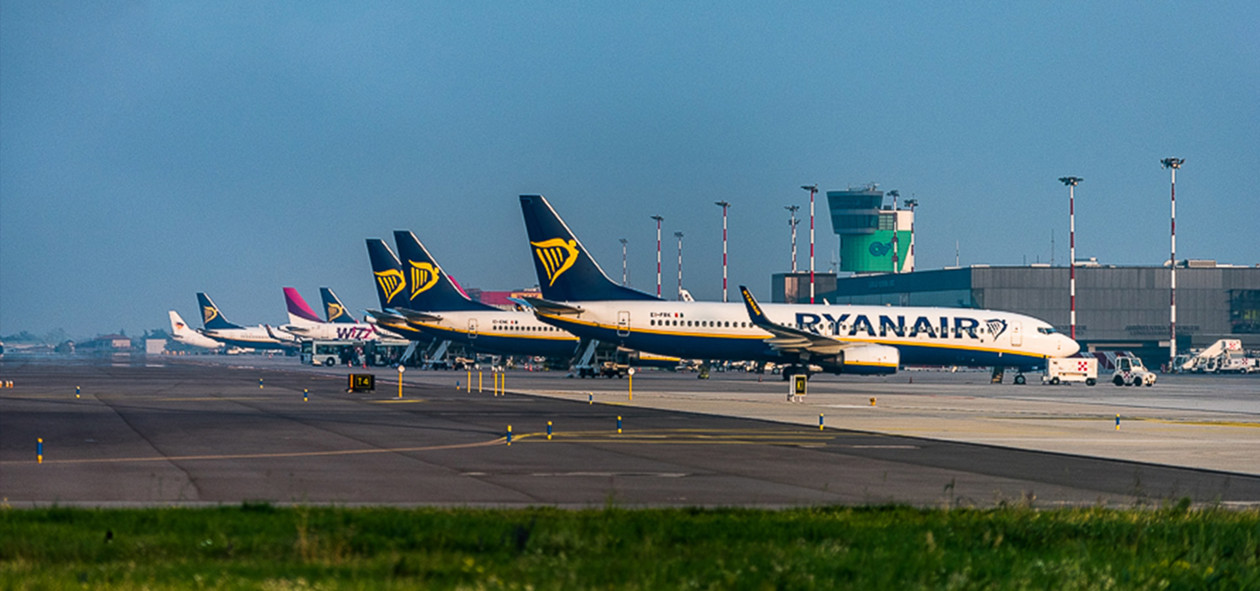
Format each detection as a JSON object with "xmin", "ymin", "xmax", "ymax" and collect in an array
[
  {"xmin": 468, "ymin": 318, "xmax": 478, "ymax": 339},
  {"xmin": 617, "ymin": 311, "xmax": 630, "ymax": 337},
  {"xmin": 1011, "ymin": 321, "xmax": 1022, "ymax": 347}
]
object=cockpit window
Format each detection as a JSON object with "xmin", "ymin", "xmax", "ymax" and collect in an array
[{"xmin": 1037, "ymin": 327, "xmax": 1059, "ymax": 335}]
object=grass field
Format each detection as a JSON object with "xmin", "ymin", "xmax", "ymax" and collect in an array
[{"xmin": 2, "ymin": 503, "xmax": 1257, "ymax": 590}]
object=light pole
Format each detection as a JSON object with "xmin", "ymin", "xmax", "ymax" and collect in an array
[
  {"xmin": 651, "ymin": 215, "xmax": 664, "ymax": 297},
  {"xmin": 1058, "ymin": 176, "xmax": 1082, "ymax": 340},
  {"xmin": 674, "ymin": 231, "xmax": 685, "ymax": 301},
  {"xmin": 714, "ymin": 200, "xmax": 730, "ymax": 302},
  {"xmin": 801, "ymin": 184, "xmax": 818, "ymax": 303},
  {"xmin": 904, "ymin": 197, "xmax": 918, "ymax": 272},
  {"xmin": 619, "ymin": 238, "xmax": 628, "ymax": 286},
  {"xmin": 785, "ymin": 205, "xmax": 800, "ymax": 272},
  {"xmin": 1161, "ymin": 157, "xmax": 1185, "ymax": 369},
  {"xmin": 888, "ymin": 190, "xmax": 900, "ymax": 274}
]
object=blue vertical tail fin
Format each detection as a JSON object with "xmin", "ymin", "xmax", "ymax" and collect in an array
[
  {"xmin": 518, "ymin": 195, "xmax": 660, "ymax": 302},
  {"xmin": 392, "ymin": 230, "xmax": 498, "ymax": 312},
  {"xmin": 196, "ymin": 292, "xmax": 244, "ymax": 330},
  {"xmin": 319, "ymin": 287, "xmax": 357, "ymax": 323},
  {"xmin": 366, "ymin": 239, "xmax": 408, "ymax": 309}
]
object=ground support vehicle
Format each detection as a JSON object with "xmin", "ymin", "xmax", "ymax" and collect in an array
[{"xmin": 1042, "ymin": 357, "xmax": 1097, "ymax": 385}]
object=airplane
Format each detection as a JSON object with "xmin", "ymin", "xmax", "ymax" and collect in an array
[
  {"xmin": 516, "ymin": 194, "xmax": 1081, "ymax": 381},
  {"xmin": 319, "ymin": 287, "xmax": 358, "ymax": 324},
  {"xmin": 196, "ymin": 292, "xmax": 298, "ymax": 351},
  {"xmin": 275, "ymin": 287, "xmax": 383, "ymax": 342},
  {"xmin": 364, "ymin": 231, "xmax": 582, "ymax": 359},
  {"xmin": 168, "ymin": 310, "xmax": 224, "ymax": 350}
]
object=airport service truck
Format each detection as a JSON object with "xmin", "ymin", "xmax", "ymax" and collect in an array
[
  {"xmin": 1112, "ymin": 355, "xmax": 1157, "ymax": 387},
  {"xmin": 1041, "ymin": 357, "xmax": 1097, "ymax": 385}
]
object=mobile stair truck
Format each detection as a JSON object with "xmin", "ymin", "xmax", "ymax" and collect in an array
[{"xmin": 1042, "ymin": 357, "xmax": 1098, "ymax": 385}]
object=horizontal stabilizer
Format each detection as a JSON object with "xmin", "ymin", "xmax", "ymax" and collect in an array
[{"xmin": 517, "ymin": 296, "xmax": 584, "ymax": 316}]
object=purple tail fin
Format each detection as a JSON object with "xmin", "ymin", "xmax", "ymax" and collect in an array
[{"xmin": 284, "ymin": 287, "xmax": 325, "ymax": 323}]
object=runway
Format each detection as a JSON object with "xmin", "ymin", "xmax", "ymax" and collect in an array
[{"xmin": 2, "ymin": 355, "xmax": 1258, "ymax": 507}]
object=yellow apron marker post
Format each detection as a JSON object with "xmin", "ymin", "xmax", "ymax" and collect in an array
[
  {"xmin": 397, "ymin": 365, "xmax": 405, "ymax": 398},
  {"xmin": 259, "ymin": 378, "xmax": 264, "ymax": 389},
  {"xmin": 617, "ymin": 416, "xmax": 622, "ymax": 434},
  {"xmin": 1116, "ymin": 414, "xmax": 1120, "ymax": 430},
  {"xmin": 303, "ymin": 388, "xmax": 308, "ymax": 403},
  {"xmin": 466, "ymin": 370, "xmax": 471, "ymax": 393},
  {"xmin": 37, "ymin": 438, "xmax": 43, "ymax": 464},
  {"xmin": 870, "ymin": 397, "xmax": 876, "ymax": 407},
  {"xmin": 588, "ymin": 392, "xmax": 593, "ymax": 405},
  {"xmin": 627, "ymin": 368, "xmax": 635, "ymax": 401},
  {"xmin": 76, "ymin": 385, "xmax": 80, "ymax": 399},
  {"xmin": 547, "ymin": 421, "xmax": 553, "ymax": 440},
  {"xmin": 500, "ymin": 372, "xmax": 505, "ymax": 396},
  {"xmin": 478, "ymin": 371, "xmax": 482, "ymax": 393},
  {"xmin": 507, "ymin": 425, "xmax": 512, "ymax": 446},
  {"xmin": 820, "ymin": 413, "xmax": 825, "ymax": 430}
]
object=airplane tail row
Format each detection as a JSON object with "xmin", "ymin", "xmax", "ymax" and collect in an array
[
  {"xmin": 365, "ymin": 232, "xmax": 499, "ymax": 312},
  {"xmin": 518, "ymin": 194, "xmax": 659, "ymax": 302}
]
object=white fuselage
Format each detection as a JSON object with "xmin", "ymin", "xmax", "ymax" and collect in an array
[
  {"xmin": 279, "ymin": 320, "xmax": 382, "ymax": 342},
  {"xmin": 408, "ymin": 309, "xmax": 580, "ymax": 358},
  {"xmin": 534, "ymin": 299, "xmax": 1079, "ymax": 370}
]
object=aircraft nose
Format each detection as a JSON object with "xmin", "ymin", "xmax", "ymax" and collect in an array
[{"xmin": 1062, "ymin": 336, "xmax": 1081, "ymax": 357}]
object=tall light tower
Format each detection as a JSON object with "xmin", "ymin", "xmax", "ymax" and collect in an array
[
  {"xmin": 785, "ymin": 205, "xmax": 800, "ymax": 272},
  {"xmin": 904, "ymin": 197, "xmax": 918, "ymax": 272},
  {"xmin": 651, "ymin": 215, "xmax": 664, "ymax": 297},
  {"xmin": 674, "ymin": 231, "xmax": 685, "ymax": 301},
  {"xmin": 887, "ymin": 190, "xmax": 900, "ymax": 274},
  {"xmin": 801, "ymin": 184, "xmax": 818, "ymax": 303},
  {"xmin": 619, "ymin": 238, "xmax": 629, "ymax": 286},
  {"xmin": 1161, "ymin": 157, "xmax": 1185, "ymax": 368},
  {"xmin": 1058, "ymin": 176, "xmax": 1083, "ymax": 340},
  {"xmin": 714, "ymin": 200, "xmax": 730, "ymax": 302}
]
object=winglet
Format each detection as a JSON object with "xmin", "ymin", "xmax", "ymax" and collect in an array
[{"xmin": 739, "ymin": 286, "xmax": 772, "ymax": 327}]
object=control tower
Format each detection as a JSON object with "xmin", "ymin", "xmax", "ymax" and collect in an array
[{"xmin": 827, "ymin": 186, "xmax": 914, "ymax": 274}]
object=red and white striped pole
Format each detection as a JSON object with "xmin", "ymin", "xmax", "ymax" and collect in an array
[
  {"xmin": 1059, "ymin": 177, "xmax": 1082, "ymax": 340},
  {"xmin": 801, "ymin": 185, "xmax": 818, "ymax": 303},
  {"xmin": 1161, "ymin": 158, "xmax": 1184, "ymax": 368},
  {"xmin": 651, "ymin": 215, "xmax": 664, "ymax": 297},
  {"xmin": 785, "ymin": 205, "xmax": 800, "ymax": 273},
  {"xmin": 715, "ymin": 201, "xmax": 730, "ymax": 302}
]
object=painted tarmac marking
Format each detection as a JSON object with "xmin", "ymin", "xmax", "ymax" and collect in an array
[{"xmin": 1, "ymin": 439, "xmax": 504, "ymax": 466}]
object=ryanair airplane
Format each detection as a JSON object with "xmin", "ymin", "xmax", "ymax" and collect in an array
[
  {"xmin": 364, "ymin": 232, "xmax": 581, "ymax": 359},
  {"xmin": 517, "ymin": 194, "xmax": 1080, "ymax": 381},
  {"xmin": 195, "ymin": 292, "xmax": 298, "ymax": 351}
]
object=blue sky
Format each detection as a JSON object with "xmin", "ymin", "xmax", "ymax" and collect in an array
[{"xmin": 2, "ymin": 2, "xmax": 1257, "ymax": 339}]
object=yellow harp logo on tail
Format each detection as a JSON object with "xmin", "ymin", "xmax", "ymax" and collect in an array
[
  {"xmin": 408, "ymin": 261, "xmax": 441, "ymax": 299},
  {"xmin": 326, "ymin": 302, "xmax": 346, "ymax": 321},
  {"xmin": 374, "ymin": 269, "xmax": 405, "ymax": 303},
  {"xmin": 531, "ymin": 238, "xmax": 579, "ymax": 287},
  {"xmin": 202, "ymin": 306, "xmax": 218, "ymax": 324}
]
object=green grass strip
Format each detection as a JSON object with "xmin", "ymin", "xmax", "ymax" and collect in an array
[{"xmin": 1, "ymin": 503, "xmax": 1257, "ymax": 590}]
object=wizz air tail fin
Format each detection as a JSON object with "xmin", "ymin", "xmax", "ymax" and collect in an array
[
  {"xmin": 366, "ymin": 239, "xmax": 409, "ymax": 309},
  {"xmin": 283, "ymin": 287, "xmax": 324, "ymax": 325},
  {"xmin": 518, "ymin": 194, "xmax": 660, "ymax": 302},
  {"xmin": 319, "ymin": 287, "xmax": 357, "ymax": 323},
  {"xmin": 392, "ymin": 230, "xmax": 497, "ymax": 312},
  {"xmin": 196, "ymin": 293, "xmax": 244, "ymax": 330}
]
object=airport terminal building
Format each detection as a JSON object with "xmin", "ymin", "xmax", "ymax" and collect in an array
[{"xmin": 814, "ymin": 263, "xmax": 1260, "ymax": 365}]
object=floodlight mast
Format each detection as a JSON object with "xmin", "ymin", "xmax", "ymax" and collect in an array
[
  {"xmin": 714, "ymin": 201, "xmax": 731, "ymax": 302},
  {"xmin": 1161, "ymin": 157, "xmax": 1185, "ymax": 368},
  {"xmin": 904, "ymin": 198, "xmax": 918, "ymax": 272},
  {"xmin": 801, "ymin": 185, "xmax": 818, "ymax": 303},
  {"xmin": 1059, "ymin": 176, "xmax": 1083, "ymax": 340},
  {"xmin": 674, "ymin": 231, "xmax": 685, "ymax": 301},
  {"xmin": 651, "ymin": 215, "xmax": 664, "ymax": 297},
  {"xmin": 888, "ymin": 190, "xmax": 900, "ymax": 274},
  {"xmin": 619, "ymin": 238, "xmax": 628, "ymax": 286},
  {"xmin": 785, "ymin": 205, "xmax": 800, "ymax": 273}
]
